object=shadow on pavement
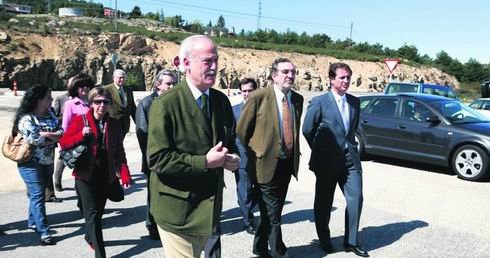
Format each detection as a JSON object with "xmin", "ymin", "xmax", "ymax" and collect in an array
[
  {"xmin": 288, "ymin": 220, "xmax": 428, "ymax": 257},
  {"xmin": 109, "ymin": 236, "xmax": 161, "ymax": 258}
]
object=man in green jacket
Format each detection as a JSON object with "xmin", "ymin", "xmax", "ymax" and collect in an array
[
  {"xmin": 147, "ymin": 35, "xmax": 240, "ymax": 257},
  {"xmin": 103, "ymin": 69, "xmax": 136, "ymax": 139}
]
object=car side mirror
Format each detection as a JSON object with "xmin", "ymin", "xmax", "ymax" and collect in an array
[{"xmin": 425, "ymin": 115, "xmax": 441, "ymax": 124}]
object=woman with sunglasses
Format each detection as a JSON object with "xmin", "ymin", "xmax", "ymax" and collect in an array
[
  {"xmin": 59, "ymin": 87, "xmax": 131, "ymax": 258},
  {"xmin": 54, "ymin": 73, "xmax": 94, "ymax": 192}
]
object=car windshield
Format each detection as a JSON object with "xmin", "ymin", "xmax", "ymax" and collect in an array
[
  {"xmin": 429, "ymin": 100, "xmax": 490, "ymax": 124},
  {"xmin": 386, "ymin": 83, "xmax": 418, "ymax": 94}
]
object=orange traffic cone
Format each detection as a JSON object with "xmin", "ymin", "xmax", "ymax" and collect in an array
[{"xmin": 12, "ymin": 80, "xmax": 18, "ymax": 96}]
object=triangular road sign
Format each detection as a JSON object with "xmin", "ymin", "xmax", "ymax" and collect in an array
[{"xmin": 384, "ymin": 58, "xmax": 400, "ymax": 73}]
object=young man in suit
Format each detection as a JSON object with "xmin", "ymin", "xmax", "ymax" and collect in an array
[
  {"xmin": 135, "ymin": 69, "xmax": 177, "ymax": 240},
  {"xmin": 147, "ymin": 35, "xmax": 240, "ymax": 258},
  {"xmin": 103, "ymin": 69, "xmax": 136, "ymax": 139},
  {"xmin": 232, "ymin": 78, "xmax": 259, "ymax": 235},
  {"xmin": 237, "ymin": 58, "xmax": 304, "ymax": 258},
  {"xmin": 303, "ymin": 62, "xmax": 369, "ymax": 257}
]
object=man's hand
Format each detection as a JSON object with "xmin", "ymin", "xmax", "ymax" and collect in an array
[
  {"xmin": 224, "ymin": 153, "xmax": 240, "ymax": 171},
  {"xmin": 206, "ymin": 141, "xmax": 228, "ymax": 169}
]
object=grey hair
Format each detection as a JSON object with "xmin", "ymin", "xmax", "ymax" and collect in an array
[
  {"xmin": 153, "ymin": 69, "xmax": 177, "ymax": 89},
  {"xmin": 113, "ymin": 69, "xmax": 126, "ymax": 77},
  {"xmin": 178, "ymin": 35, "xmax": 214, "ymax": 72}
]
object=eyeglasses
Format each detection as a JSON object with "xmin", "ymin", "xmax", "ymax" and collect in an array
[
  {"xmin": 241, "ymin": 89, "xmax": 255, "ymax": 93},
  {"xmin": 92, "ymin": 99, "xmax": 112, "ymax": 106},
  {"xmin": 278, "ymin": 69, "xmax": 296, "ymax": 75}
]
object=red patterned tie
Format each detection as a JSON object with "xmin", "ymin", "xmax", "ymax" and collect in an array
[{"xmin": 282, "ymin": 96, "xmax": 293, "ymax": 156}]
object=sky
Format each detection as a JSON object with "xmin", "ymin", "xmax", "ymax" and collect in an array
[{"xmin": 96, "ymin": 0, "xmax": 490, "ymax": 64}]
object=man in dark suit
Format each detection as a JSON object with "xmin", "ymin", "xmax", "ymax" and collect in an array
[
  {"xmin": 302, "ymin": 62, "xmax": 369, "ymax": 257},
  {"xmin": 104, "ymin": 69, "xmax": 136, "ymax": 139},
  {"xmin": 237, "ymin": 58, "xmax": 304, "ymax": 258},
  {"xmin": 232, "ymin": 78, "xmax": 259, "ymax": 235},
  {"xmin": 147, "ymin": 35, "xmax": 239, "ymax": 257},
  {"xmin": 135, "ymin": 69, "xmax": 177, "ymax": 240}
]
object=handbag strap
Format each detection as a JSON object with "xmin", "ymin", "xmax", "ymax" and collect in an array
[{"xmin": 82, "ymin": 114, "xmax": 88, "ymax": 127}]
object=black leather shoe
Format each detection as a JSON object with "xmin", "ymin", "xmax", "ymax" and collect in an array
[
  {"xmin": 343, "ymin": 244, "xmax": 369, "ymax": 257},
  {"xmin": 245, "ymin": 225, "xmax": 256, "ymax": 235},
  {"xmin": 319, "ymin": 242, "xmax": 335, "ymax": 253},
  {"xmin": 45, "ymin": 197, "xmax": 63, "ymax": 203},
  {"xmin": 252, "ymin": 250, "xmax": 272, "ymax": 258}
]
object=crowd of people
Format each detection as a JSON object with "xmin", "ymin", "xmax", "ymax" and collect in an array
[{"xmin": 10, "ymin": 34, "xmax": 369, "ymax": 258}]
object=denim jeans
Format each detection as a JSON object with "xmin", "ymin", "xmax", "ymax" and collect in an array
[{"xmin": 18, "ymin": 159, "xmax": 53, "ymax": 238}]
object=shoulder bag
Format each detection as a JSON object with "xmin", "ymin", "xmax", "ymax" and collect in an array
[{"xmin": 60, "ymin": 114, "xmax": 89, "ymax": 169}]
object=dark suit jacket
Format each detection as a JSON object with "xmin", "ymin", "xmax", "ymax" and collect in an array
[
  {"xmin": 302, "ymin": 91, "xmax": 362, "ymax": 175},
  {"xmin": 147, "ymin": 80, "xmax": 238, "ymax": 236},
  {"xmin": 104, "ymin": 84, "xmax": 136, "ymax": 136},
  {"xmin": 236, "ymin": 86, "xmax": 304, "ymax": 184},
  {"xmin": 135, "ymin": 91, "xmax": 158, "ymax": 174},
  {"xmin": 232, "ymin": 102, "xmax": 247, "ymax": 169}
]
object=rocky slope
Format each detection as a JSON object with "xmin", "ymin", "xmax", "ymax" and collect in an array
[{"xmin": 0, "ymin": 29, "xmax": 459, "ymax": 91}]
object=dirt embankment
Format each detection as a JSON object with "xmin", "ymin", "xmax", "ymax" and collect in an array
[{"xmin": 0, "ymin": 29, "xmax": 459, "ymax": 91}]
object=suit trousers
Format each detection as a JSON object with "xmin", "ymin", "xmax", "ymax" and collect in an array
[
  {"xmin": 234, "ymin": 168, "xmax": 258, "ymax": 227},
  {"xmin": 204, "ymin": 224, "xmax": 221, "ymax": 258},
  {"xmin": 314, "ymin": 151, "xmax": 363, "ymax": 246},
  {"xmin": 253, "ymin": 158, "xmax": 293, "ymax": 257},
  {"xmin": 158, "ymin": 226, "xmax": 210, "ymax": 258},
  {"xmin": 144, "ymin": 171, "xmax": 157, "ymax": 232},
  {"xmin": 53, "ymin": 155, "xmax": 65, "ymax": 188},
  {"xmin": 76, "ymin": 178, "xmax": 108, "ymax": 258}
]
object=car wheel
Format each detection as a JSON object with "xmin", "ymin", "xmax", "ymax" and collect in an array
[
  {"xmin": 452, "ymin": 145, "xmax": 489, "ymax": 181},
  {"xmin": 355, "ymin": 133, "xmax": 367, "ymax": 160}
]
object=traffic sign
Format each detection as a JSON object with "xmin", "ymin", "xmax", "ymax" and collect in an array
[{"xmin": 384, "ymin": 58, "xmax": 400, "ymax": 74}]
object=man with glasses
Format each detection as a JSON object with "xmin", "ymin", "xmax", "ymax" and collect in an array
[
  {"xmin": 147, "ymin": 35, "xmax": 239, "ymax": 257},
  {"xmin": 237, "ymin": 58, "xmax": 304, "ymax": 258},
  {"xmin": 303, "ymin": 62, "xmax": 368, "ymax": 257},
  {"xmin": 135, "ymin": 69, "xmax": 178, "ymax": 240},
  {"xmin": 104, "ymin": 69, "xmax": 136, "ymax": 139}
]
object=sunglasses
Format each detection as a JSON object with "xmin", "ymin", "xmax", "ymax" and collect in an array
[{"xmin": 92, "ymin": 99, "xmax": 112, "ymax": 105}]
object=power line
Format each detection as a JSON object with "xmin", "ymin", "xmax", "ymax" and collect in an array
[{"xmin": 121, "ymin": 0, "xmax": 350, "ymax": 31}]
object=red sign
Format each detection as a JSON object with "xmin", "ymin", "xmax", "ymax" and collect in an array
[
  {"xmin": 104, "ymin": 8, "xmax": 112, "ymax": 17},
  {"xmin": 384, "ymin": 58, "xmax": 400, "ymax": 74},
  {"xmin": 173, "ymin": 56, "xmax": 180, "ymax": 67}
]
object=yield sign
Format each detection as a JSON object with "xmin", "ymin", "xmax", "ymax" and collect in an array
[{"xmin": 384, "ymin": 58, "xmax": 400, "ymax": 73}]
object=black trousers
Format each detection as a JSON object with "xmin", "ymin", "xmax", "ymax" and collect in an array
[
  {"xmin": 314, "ymin": 151, "xmax": 363, "ymax": 247},
  {"xmin": 143, "ymin": 171, "xmax": 157, "ymax": 232},
  {"xmin": 76, "ymin": 177, "xmax": 108, "ymax": 258},
  {"xmin": 253, "ymin": 158, "xmax": 292, "ymax": 258}
]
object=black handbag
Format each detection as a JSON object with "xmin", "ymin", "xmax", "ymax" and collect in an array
[
  {"xmin": 107, "ymin": 179, "xmax": 124, "ymax": 202},
  {"xmin": 60, "ymin": 115, "xmax": 89, "ymax": 169}
]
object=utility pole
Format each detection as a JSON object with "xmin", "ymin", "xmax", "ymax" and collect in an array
[
  {"xmin": 348, "ymin": 22, "xmax": 353, "ymax": 51},
  {"xmin": 114, "ymin": 0, "xmax": 118, "ymax": 32},
  {"xmin": 257, "ymin": 0, "xmax": 262, "ymax": 30}
]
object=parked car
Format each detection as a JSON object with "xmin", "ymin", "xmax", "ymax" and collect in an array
[
  {"xmin": 468, "ymin": 98, "xmax": 490, "ymax": 118},
  {"xmin": 356, "ymin": 93, "xmax": 490, "ymax": 181},
  {"xmin": 384, "ymin": 82, "xmax": 458, "ymax": 99}
]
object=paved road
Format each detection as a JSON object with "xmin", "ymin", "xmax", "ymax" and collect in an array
[{"xmin": 0, "ymin": 90, "xmax": 489, "ymax": 257}]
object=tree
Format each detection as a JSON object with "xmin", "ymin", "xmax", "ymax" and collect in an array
[
  {"xmin": 164, "ymin": 15, "xmax": 184, "ymax": 28},
  {"xmin": 130, "ymin": 5, "xmax": 142, "ymax": 18},
  {"xmin": 207, "ymin": 20, "xmax": 213, "ymax": 27},
  {"xmin": 462, "ymin": 58, "xmax": 485, "ymax": 82},
  {"xmin": 397, "ymin": 44, "xmax": 420, "ymax": 62},
  {"xmin": 216, "ymin": 15, "xmax": 226, "ymax": 28}
]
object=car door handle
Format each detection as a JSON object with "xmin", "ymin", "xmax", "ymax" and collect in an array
[
  {"xmin": 361, "ymin": 120, "xmax": 368, "ymax": 124},
  {"xmin": 398, "ymin": 124, "xmax": 407, "ymax": 129}
]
